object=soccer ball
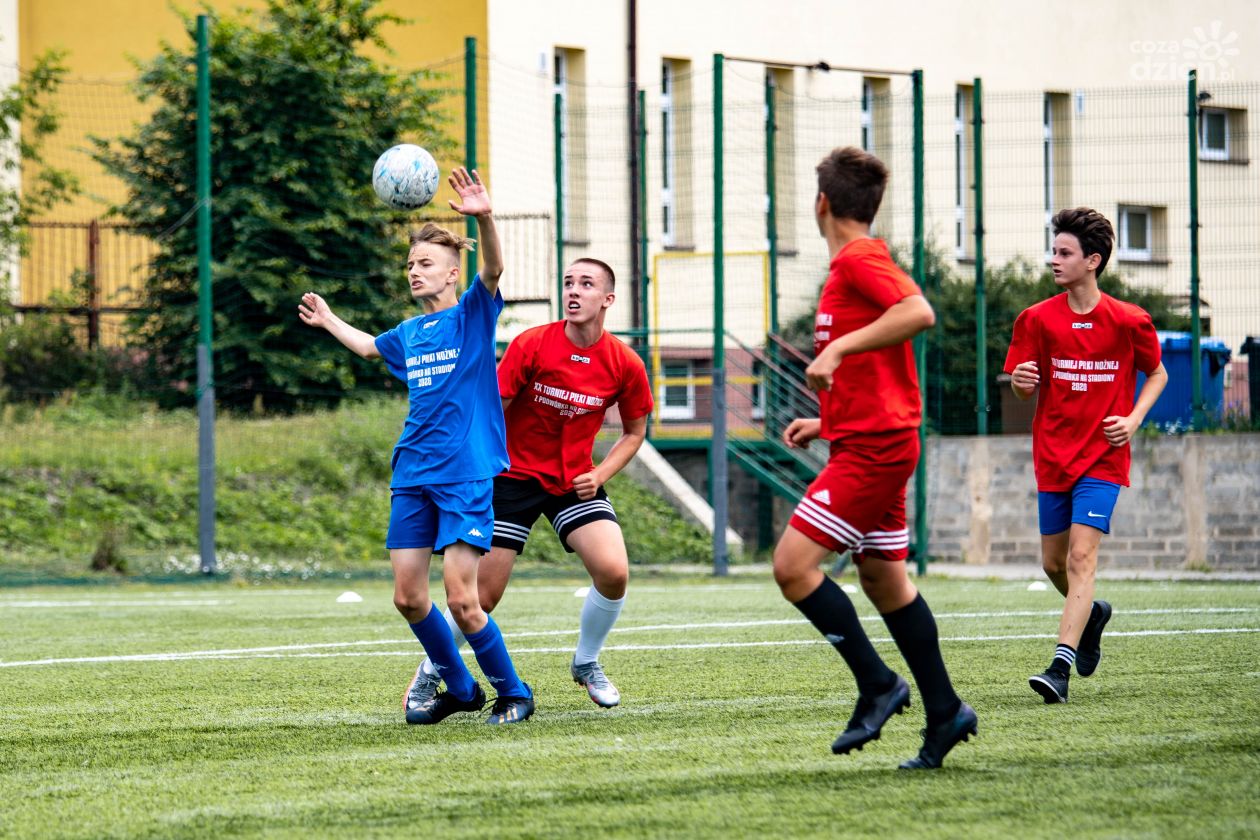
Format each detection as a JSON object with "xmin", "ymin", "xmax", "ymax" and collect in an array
[{"xmin": 372, "ymin": 144, "xmax": 440, "ymax": 210}]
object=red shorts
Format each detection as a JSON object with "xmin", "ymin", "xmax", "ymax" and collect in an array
[{"xmin": 788, "ymin": 429, "xmax": 919, "ymax": 562}]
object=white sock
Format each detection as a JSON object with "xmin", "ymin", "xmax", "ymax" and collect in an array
[
  {"xmin": 574, "ymin": 586, "xmax": 625, "ymax": 665},
  {"xmin": 420, "ymin": 606, "xmax": 467, "ymax": 677}
]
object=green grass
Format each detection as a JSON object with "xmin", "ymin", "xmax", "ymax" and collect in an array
[
  {"xmin": 1, "ymin": 575, "xmax": 1258, "ymax": 838},
  {"xmin": 0, "ymin": 396, "xmax": 712, "ymax": 574}
]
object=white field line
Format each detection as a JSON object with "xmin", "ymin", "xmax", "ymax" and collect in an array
[
  {"xmin": 2, "ymin": 628, "xmax": 1257, "ymax": 668},
  {"xmin": 0, "ymin": 600, "xmax": 236, "ymax": 608},
  {"xmin": 1, "ymin": 608, "xmax": 1258, "ymax": 668}
]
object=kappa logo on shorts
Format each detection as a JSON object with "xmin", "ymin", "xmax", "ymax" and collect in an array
[
  {"xmin": 468, "ymin": 528, "xmax": 485, "ymax": 538},
  {"xmin": 811, "ymin": 489, "xmax": 832, "ymax": 506}
]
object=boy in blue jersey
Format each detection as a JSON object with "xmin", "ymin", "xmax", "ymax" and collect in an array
[{"xmin": 298, "ymin": 167, "xmax": 534, "ymax": 725}]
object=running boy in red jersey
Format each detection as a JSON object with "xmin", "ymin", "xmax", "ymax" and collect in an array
[
  {"xmin": 413, "ymin": 258, "xmax": 653, "ymax": 708},
  {"xmin": 774, "ymin": 147, "xmax": 975, "ymax": 770},
  {"xmin": 1006, "ymin": 207, "xmax": 1167, "ymax": 704}
]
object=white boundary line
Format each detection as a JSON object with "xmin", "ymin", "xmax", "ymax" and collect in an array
[
  {"xmin": 2, "ymin": 628, "xmax": 1257, "ymax": 668},
  {"xmin": 2, "ymin": 609, "xmax": 1258, "ymax": 668}
]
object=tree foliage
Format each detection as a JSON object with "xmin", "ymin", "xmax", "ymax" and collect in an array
[
  {"xmin": 94, "ymin": 0, "xmax": 452, "ymax": 411},
  {"xmin": 0, "ymin": 49, "xmax": 80, "ymax": 289}
]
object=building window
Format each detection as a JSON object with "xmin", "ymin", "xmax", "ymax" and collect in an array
[
  {"xmin": 860, "ymin": 80, "xmax": 873, "ymax": 151},
  {"xmin": 862, "ymin": 77, "xmax": 891, "ymax": 236},
  {"xmin": 661, "ymin": 62, "xmax": 676, "ymax": 245},
  {"xmin": 555, "ymin": 47, "xmax": 587, "ymax": 242},
  {"xmin": 767, "ymin": 67, "xmax": 795, "ymax": 252},
  {"xmin": 954, "ymin": 86, "xmax": 972, "ymax": 258},
  {"xmin": 1199, "ymin": 107, "xmax": 1229, "ymax": 161},
  {"xmin": 1197, "ymin": 105, "xmax": 1250, "ymax": 164},
  {"xmin": 1117, "ymin": 205, "xmax": 1158, "ymax": 261},
  {"xmin": 751, "ymin": 359, "xmax": 766, "ymax": 420},
  {"xmin": 659, "ymin": 360, "xmax": 696, "ymax": 420},
  {"xmin": 660, "ymin": 58, "xmax": 693, "ymax": 248},
  {"xmin": 1042, "ymin": 93, "xmax": 1072, "ymax": 257}
]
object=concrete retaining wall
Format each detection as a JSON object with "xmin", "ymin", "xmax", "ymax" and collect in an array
[{"xmin": 909, "ymin": 434, "xmax": 1260, "ymax": 571}]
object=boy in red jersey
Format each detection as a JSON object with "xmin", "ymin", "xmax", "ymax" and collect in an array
[
  {"xmin": 1006, "ymin": 207, "xmax": 1167, "ymax": 704},
  {"xmin": 773, "ymin": 146, "xmax": 975, "ymax": 770},
  {"xmin": 413, "ymin": 258, "xmax": 653, "ymax": 708}
]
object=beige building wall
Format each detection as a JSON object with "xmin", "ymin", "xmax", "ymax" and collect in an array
[{"xmin": 487, "ymin": 0, "xmax": 1259, "ymax": 349}]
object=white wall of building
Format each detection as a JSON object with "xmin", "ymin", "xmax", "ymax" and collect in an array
[{"xmin": 487, "ymin": 1, "xmax": 1259, "ymax": 350}]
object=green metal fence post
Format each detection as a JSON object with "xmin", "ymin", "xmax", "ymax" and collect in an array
[
  {"xmin": 464, "ymin": 36, "xmax": 478, "ymax": 282},
  {"xmin": 972, "ymin": 78, "xmax": 987, "ymax": 436},
  {"xmin": 554, "ymin": 90, "xmax": 564, "ymax": 319},
  {"xmin": 912, "ymin": 68, "xmax": 928, "ymax": 576},
  {"xmin": 712, "ymin": 53, "xmax": 729, "ymax": 576},
  {"xmin": 1188, "ymin": 69, "xmax": 1204, "ymax": 430},
  {"xmin": 195, "ymin": 14, "xmax": 216, "ymax": 575}
]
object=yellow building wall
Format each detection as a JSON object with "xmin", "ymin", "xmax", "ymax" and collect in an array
[{"xmin": 18, "ymin": 0, "xmax": 488, "ymax": 310}]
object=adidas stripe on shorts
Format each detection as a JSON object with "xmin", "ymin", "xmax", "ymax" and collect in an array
[
  {"xmin": 491, "ymin": 475, "xmax": 619, "ymax": 554},
  {"xmin": 788, "ymin": 429, "xmax": 919, "ymax": 562}
]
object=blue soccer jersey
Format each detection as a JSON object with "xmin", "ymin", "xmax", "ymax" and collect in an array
[{"xmin": 375, "ymin": 277, "xmax": 509, "ymax": 488}]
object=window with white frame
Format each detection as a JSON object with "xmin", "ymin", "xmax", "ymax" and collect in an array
[
  {"xmin": 554, "ymin": 48, "xmax": 587, "ymax": 242},
  {"xmin": 1199, "ymin": 107, "xmax": 1229, "ymax": 161},
  {"xmin": 860, "ymin": 80, "xmax": 873, "ymax": 151},
  {"xmin": 954, "ymin": 86, "xmax": 971, "ymax": 258},
  {"xmin": 1117, "ymin": 205, "xmax": 1154, "ymax": 261},
  {"xmin": 767, "ymin": 67, "xmax": 796, "ymax": 251},
  {"xmin": 661, "ymin": 61, "xmax": 676, "ymax": 245},
  {"xmin": 1043, "ymin": 95, "xmax": 1053, "ymax": 255},
  {"xmin": 554, "ymin": 52, "xmax": 571, "ymax": 239},
  {"xmin": 658, "ymin": 360, "xmax": 696, "ymax": 420}
]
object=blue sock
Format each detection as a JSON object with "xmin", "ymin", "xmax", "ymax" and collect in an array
[
  {"xmin": 464, "ymin": 615, "xmax": 528, "ymax": 699},
  {"xmin": 408, "ymin": 606, "xmax": 477, "ymax": 701}
]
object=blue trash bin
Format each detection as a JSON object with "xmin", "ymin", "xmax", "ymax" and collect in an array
[{"xmin": 1136, "ymin": 331, "xmax": 1232, "ymax": 428}]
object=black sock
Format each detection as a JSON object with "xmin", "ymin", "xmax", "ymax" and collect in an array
[
  {"xmin": 881, "ymin": 593, "xmax": 961, "ymax": 726},
  {"xmin": 1048, "ymin": 644, "xmax": 1075, "ymax": 676},
  {"xmin": 793, "ymin": 576, "xmax": 895, "ymax": 696}
]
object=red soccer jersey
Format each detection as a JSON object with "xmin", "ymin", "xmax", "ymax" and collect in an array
[
  {"xmin": 498, "ymin": 321, "xmax": 654, "ymax": 495},
  {"xmin": 1004, "ymin": 292, "xmax": 1162, "ymax": 491},
  {"xmin": 814, "ymin": 238, "xmax": 924, "ymax": 440}
]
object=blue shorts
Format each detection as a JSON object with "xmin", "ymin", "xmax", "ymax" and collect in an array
[
  {"xmin": 1038, "ymin": 477, "xmax": 1121, "ymax": 536},
  {"xmin": 386, "ymin": 480, "xmax": 494, "ymax": 553}
]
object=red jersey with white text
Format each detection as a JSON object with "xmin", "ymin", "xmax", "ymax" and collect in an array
[
  {"xmin": 1004, "ymin": 292, "xmax": 1161, "ymax": 491},
  {"xmin": 499, "ymin": 321, "xmax": 654, "ymax": 495},
  {"xmin": 814, "ymin": 238, "xmax": 923, "ymax": 440}
]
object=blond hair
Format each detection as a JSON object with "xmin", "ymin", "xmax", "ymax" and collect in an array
[{"xmin": 408, "ymin": 222, "xmax": 476, "ymax": 255}]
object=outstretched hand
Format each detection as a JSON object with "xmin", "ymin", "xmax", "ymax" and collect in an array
[
  {"xmin": 448, "ymin": 167, "xmax": 491, "ymax": 217},
  {"xmin": 298, "ymin": 292, "xmax": 333, "ymax": 328}
]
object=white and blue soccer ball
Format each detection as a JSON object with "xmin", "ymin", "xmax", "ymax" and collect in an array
[{"xmin": 372, "ymin": 144, "xmax": 440, "ymax": 210}]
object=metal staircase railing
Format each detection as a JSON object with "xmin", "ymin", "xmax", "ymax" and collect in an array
[{"xmin": 723, "ymin": 332, "xmax": 827, "ymax": 502}]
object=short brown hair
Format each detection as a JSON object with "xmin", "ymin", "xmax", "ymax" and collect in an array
[
  {"xmin": 570, "ymin": 257, "xmax": 616, "ymax": 291},
  {"xmin": 816, "ymin": 146, "xmax": 888, "ymax": 224},
  {"xmin": 1051, "ymin": 208, "xmax": 1114, "ymax": 277},
  {"xmin": 409, "ymin": 223, "xmax": 475, "ymax": 256}
]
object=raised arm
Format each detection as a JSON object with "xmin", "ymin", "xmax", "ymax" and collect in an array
[
  {"xmin": 448, "ymin": 167, "xmax": 503, "ymax": 297},
  {"xmin": 298, "ymin": 292, "xmax": 380, "ymax": 359}
]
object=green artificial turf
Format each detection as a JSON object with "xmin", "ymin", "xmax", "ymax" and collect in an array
[{"xmin": 1, "ymin": 575, "xmax": 1257, "ymax": 839}]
